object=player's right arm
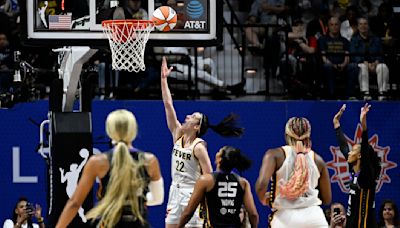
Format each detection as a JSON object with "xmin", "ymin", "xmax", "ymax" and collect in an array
[
  {"xmin": 255, "ymin": 149, "xmax": 277, "ymax": 206},
  {"xmin": 161, "ymin": 56, "xmax": 182, "ymax": 140}
]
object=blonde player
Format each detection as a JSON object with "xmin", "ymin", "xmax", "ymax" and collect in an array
[
  {"xmin": 56, "ymin": 110, "xmax": 163, "ymax": 228},
  {"xmin": 161, "ymin": 57, "xmax": 244, "ymax": 228}
]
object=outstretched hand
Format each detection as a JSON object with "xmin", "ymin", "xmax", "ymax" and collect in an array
[
  {"xmin": 360, "ymin": 103, "xmax": 371, "ymax": 127},
  {"xmin": 161, "ymin": 56, "xmax": 173, "ymax": 79},
  {"xmin": 333, "ymin": 104, "xmax": 346, "ymax": 128}
]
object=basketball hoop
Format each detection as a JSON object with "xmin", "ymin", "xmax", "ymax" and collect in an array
[{"xmin": 102, "ymin": 20, "xmax": 154, "ymax": 72}]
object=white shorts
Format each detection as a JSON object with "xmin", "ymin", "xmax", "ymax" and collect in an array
[
  {"xmin": 270, "ymin": 205, "xmax": 328, "ymax": 228},
  {"xmin": 165, "ymin": 184, "xmax": 203, "ymax": 227}
]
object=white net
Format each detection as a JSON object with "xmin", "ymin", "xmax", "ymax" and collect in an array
[{"xmin": 102, "ymin": 20, "xmax": 154, "ymax": 72}]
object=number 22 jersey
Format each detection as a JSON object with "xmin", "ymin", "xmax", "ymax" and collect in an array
[{"xmin": 171, "ymin": 136, "xmax": 204, "ymax": 186}]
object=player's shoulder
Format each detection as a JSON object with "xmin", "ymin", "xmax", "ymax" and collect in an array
[{"xmin": 265, "ymin": 147, "xmax": 285, "ymax": 157}]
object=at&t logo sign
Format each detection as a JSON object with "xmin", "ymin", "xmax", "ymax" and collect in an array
[
  {"xmin": 184, "ymin": 0, "xmax": 206, "ymax": 29},
  {"xmin": 186, "ymin": 0, "xmax": 204, "ymax": 19}
]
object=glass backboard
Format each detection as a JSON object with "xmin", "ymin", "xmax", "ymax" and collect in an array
[{"xmin": 20, "ymin": 0, "xmax": 222, "ymax": 47}]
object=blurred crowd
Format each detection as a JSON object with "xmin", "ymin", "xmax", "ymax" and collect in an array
[{"xmin": 243, "ymin": 0, "xmax": 400, "ymax": 100}]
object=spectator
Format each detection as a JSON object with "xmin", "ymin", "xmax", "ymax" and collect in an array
[
  {"xmin": 245, "ymin": 0, "xmax": 288, "ymax": 80},
  {"xmin": 378, "ymin": 200, "xmax": 400, "ymax": 228},
  {"xmin": 163, "ymin": 47, "xmax": 225, "ymax": 89},
  {"xmin": 306, "ymin": 5, "xmax": 330, "ymax": 40},
  {"xmin": 93, "ymin": 50, "xmax": 119, "ymax": 99},
  {"xmin": 245, "ymin": 0, "xmax": 289, "ymax": 49},
  {"xmin": 350, "ymin": 17, "xmax": 389, "ymax": 100},
  {"xmin": 318, "ymin": 17, "xmax": 358, "ymax": 99},
  {"xmin": 290, "ymin": 0, "xmax": 314, "ymax": 24},
  {"xmin": 3, "ymin": 197, "xmax": 45, "ymax": 228},
  {"xmin": 325, "ymin": 207, "xmax": 332, "ymax": 225},
  {"xmin": 239, "ymin": 206, "xmax": 252, "ymax": 228},
  {"xmin": 340, "ymin": 5, "xmax": 359, "ymax": 41},
  {"xmin": 280, "ymin": 19, "xmax": 317, "ymax": 96},
  {"xmin": 329, "ymin": 0, "xmax": 354, "ymax": 18},
  {"xmin": 370, "ymin": 3, "xmax": 400, "ymax": 51},
  {"xmin": 113, "ymin": 0, "xmax": 148, "ymax": 20},
  {"xmin": 330, "ymin": 202, "xmax": 346, "ymax": 228},
  {"xmin": 356, "ymin": 0, "xmax": 381, "ymax": 18},
  {"xmin": 0, "ymin": 32, "xmax": 13, "ymax": 94}
]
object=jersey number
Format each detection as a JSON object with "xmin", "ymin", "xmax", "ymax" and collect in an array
[
  {"xmin": 218, "ymin": 182, "xmax": 237, "ymax": 197},
  {"xmin": 175, "ymin": 161, "xmax": 185, "ymax": 172}
]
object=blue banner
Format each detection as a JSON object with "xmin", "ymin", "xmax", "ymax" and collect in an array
[{"xmin": 0, "ymin": 100, "xmax": 398, "ymax": 227}]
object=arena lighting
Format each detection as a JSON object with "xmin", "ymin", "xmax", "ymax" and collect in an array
[
  {"xmin": 177, "ymin": 1, "xmax": 185, "ymax": 7},
  {"xmin": 245, "ymin": 68, "xmax": 257, "ymax": 75}
]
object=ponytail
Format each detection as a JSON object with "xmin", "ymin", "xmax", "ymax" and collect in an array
[
  {"xmin": 198, "ymin": 113, "xmax": 244, "ymax": 137},
  {"xmin": 280, "ymin": 117, "xmax": 313, "ymax": 200},
  {"xmin": 279, "ymin": 141, "xmax": 310, "ymax": 200},
  {"xmin": 86, "ymin": 142, "xmax": 145, "ymax": 227}
]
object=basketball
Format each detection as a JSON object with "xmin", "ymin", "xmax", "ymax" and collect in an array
[
  {"xmin": 152, "ymin": 6, "xmax": 178, "ymax": 32},
  {"xmin": 79, "ymin": 148, "xmax": 89, "ymax": 158}
]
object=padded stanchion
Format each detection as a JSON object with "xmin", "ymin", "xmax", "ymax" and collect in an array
[{"xmin": 47, "ymin": 112, "xmax": 93, "ymax": 227}]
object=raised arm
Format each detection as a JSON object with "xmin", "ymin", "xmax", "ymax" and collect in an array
[
  {"xmin": 333, "ymin": 104, "xmax": 350, "ymax": 158},
  {"xmin": 193, "ymin": 142, "xmax": 213, "ymax": 174},
  {"xmin": 358, "ymin": 103, "xmax": 377, "ymax": 188},
  {"xmin": 241, "ymin": 178, "xmax": 259, "ymax": 228},
  {"xmin": 161, "ymin": 56, "xmax": 182, "ymax": 139},
  {"xmin": 177, "ymin": 175, "xmax": 212, "ymax": 228},
  {"xmin": 255, "ymin": 149, "xmax": 277, "ymax": 206},
  {"xmin": 315, "ymin": 153, "xmax": 332, "ymax": 205},
  {"xmin": 360, "ymin": 103, "xmax": 370, "ymax": 131}
]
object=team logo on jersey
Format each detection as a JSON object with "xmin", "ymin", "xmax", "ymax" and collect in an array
[{"xmin": 327, "ymin": 124, "xmax": 397, "ymax": 193}]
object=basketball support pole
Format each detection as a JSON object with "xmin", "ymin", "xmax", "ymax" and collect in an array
[
  {"xmin": 53, "ymin": 46, "xmax": 98, "ymax": 112},
  {"xmin": 38, "ymin": 46, "xmax": 97, "ymax": 227}
]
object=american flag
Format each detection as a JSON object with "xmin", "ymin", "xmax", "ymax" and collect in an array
[{"xmin": 48, "ymin": 15, "xmax": 71, "ymax": 30}]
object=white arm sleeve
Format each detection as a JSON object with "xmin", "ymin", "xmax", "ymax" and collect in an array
[{"xmin": 146, "ymin": 178, "xmax": 164, "ymax": 206}]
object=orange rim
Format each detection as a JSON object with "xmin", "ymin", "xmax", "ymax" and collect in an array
[{"xmin": 102, "ymin": 19, "xmax": 155, "ymax": 29}]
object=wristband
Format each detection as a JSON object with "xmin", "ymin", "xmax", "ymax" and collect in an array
[{"xmin": 37, "ymin": 217, "xmax": 44, "ymax": 223}]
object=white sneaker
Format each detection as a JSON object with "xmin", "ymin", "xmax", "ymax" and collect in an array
[
  {"xmin": 363, "ymin": 95, "xmax": 372, "ymax": 101},
  {"xmin": 362, "ymin": 91, "xmax": 372, "ymax": 101}
]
